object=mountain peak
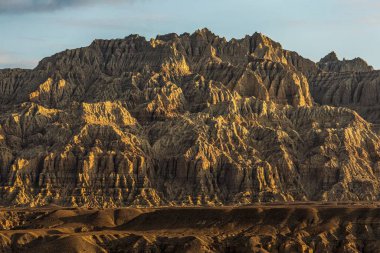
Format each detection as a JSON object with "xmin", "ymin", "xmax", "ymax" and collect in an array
[
  {"xmin": 156, "ymin": 33, "xmax": 179, "ymax": 41},
  {"xmin": 318, "ymin": 51, "xmax": 373, "ymax": 72},
  {"xmin": 320, "ymin": 51, "xmax": 339, "ymax": 63},
  {"xmin": 192, "ymin": 27, "xmax": 216, "ymax": 38},
  {"xmin": 124, "ymin": 34, "xmax": 146, "ymax": 40}
]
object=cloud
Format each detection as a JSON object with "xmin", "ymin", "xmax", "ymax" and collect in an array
[{"xmin": 0, "ymin": 0, "xmax": 129, "ymax": 14}]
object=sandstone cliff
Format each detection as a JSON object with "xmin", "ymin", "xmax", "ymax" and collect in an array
[{"xmin": 1, "ymin": 29, "xmax": 380, "ymax": 207}]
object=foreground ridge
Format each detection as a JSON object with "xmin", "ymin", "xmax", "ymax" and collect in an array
[
  {"xmin": 1, "ymin": 205, "xmax": 380, "ymax": 252},
  {"xmin": 0, "ymin": 29, "xmax": 380, "ymax": 207}
]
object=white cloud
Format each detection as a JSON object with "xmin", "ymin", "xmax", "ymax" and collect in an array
[{"xmin": 0, "ymin": 0, "xmax": 136, "ymax": 13}]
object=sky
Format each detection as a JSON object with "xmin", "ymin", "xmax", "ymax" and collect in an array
[{"xmin": 1, "ymin": 0, "xmax": 380, "ymax": 69}]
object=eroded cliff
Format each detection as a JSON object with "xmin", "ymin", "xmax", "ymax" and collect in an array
[
  {"xmin": 0, "ymin": 29, "xmax": 380, "ymax": 207},
  {"xmin": 310, "ymin": 52, "xmax": 380, "ymax": 124}
]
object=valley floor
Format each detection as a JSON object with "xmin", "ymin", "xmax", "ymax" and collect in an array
[{"xmin": 1, "ymin": 203, "xmax": 380, "ymax": 252}]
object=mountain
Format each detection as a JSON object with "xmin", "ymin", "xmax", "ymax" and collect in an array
[
  {"xmin": 310, "ymin": 52, "xmax": 380, "ymax": 124},
  {"xmin": 317, "ymin": 51, "xmax": 374, "ymax": 73},
  {"xmin": 1, "ymin": 28, "xmax": 380, "ymax": 207}
]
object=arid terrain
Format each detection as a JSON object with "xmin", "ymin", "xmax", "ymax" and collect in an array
[
  {"xmin": 1, "ymin": 204, "xmax": 380, "ymax": 252},
  {"xmin": 1, "ymin": 29, "xmax": 380, "ymax": 207},
  {"xmin": 2, "ymin": 28, "xmax": 380, "ymax": 252}
]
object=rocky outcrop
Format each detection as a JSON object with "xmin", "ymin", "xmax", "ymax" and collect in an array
[
  {"xmin": 1, "ymin": 29, "xmax": 380, "ymax": 207},
  {"xmin": 310, "ymin": 71, "xmax": 380, "ymax": 123},
  {"xmin": 309, "ymin": 52, "xmax": 380, "ymax": 123},
  {"xmin": 318, "ymin": 51, "xmax": 374, "ymax": 73}
]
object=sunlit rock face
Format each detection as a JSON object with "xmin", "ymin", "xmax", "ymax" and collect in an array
[{"xmin": 0, "ymin": 29, "xmax": 380, "ymax": 207}]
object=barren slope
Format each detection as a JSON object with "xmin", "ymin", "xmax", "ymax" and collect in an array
[
  {"xmin": 0, "ymin": 29, "xmax": 380, "ymax": 206},
  {"xmin": 1, "ymin": 205, "xmax": 380, "ymax": 253}
]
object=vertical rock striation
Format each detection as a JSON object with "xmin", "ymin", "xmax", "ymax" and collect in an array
[{"xmin": 0, "ymin": 29, "xmax": 380, "ymax": 207}]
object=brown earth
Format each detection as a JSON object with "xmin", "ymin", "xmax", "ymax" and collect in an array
[
  {"xmin": 1, "ymin": 205, "xmax": 380, "ymax": 252},
  {"xmin": 1, "ymin": 28, "xmax": 380, "ymax": 207}
]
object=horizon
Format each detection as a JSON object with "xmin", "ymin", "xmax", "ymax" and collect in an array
[
  {"xmin": 0, "ymin": 27, "xmax": 371, "ymax": 71},
  {"xmin": 1, "ymin": 0, "xmax": 380, "ymax": 69}
]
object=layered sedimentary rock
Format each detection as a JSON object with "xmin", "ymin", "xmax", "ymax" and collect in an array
[
  {"xmin": 310, "ymin": 71, "xmax": 380, "ymax": 123},
  {"xmin": 309, "ymin": 52, "xmax": 380, "ymax": 123},
  {"xmin": 1, "ymin": 29, "xmax": 380, "ymax": 207}
]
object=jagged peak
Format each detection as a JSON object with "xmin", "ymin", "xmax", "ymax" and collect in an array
[
  {"xmin": 195, "ymin": 27, "xmax": 213, "ymax": 35},
  {"xmin": 252, "ymin": 32, "xmax": 265, "ymax": 39},
  {"xmin": 191, "ymin": 28, "xmax": 217, "ymax": 40},
  {"xmin": 124, "ymin": 34, "xmax": 147, "ymax": 41},
  {"xmin": 319, "ymin": 51, "xmax": 371, "ymax": 66},
  {"xmin": 251, "ymin": 32, "xmax": 283, "ymax": 49},
  {"xmin": 155, "ymin": 33, "xmax": 179, "ymax": 42},
  {"xmin": 320, "ymin": 51, "xmax": 339, "ymax": 63},
  {"xmin": 318, "ymin": 51, "xmax": 374, "ymax": 72},
  {"xmin": 350, "ymin": 56, "xmax": 370, "ymax": 64},
  {"xmin": 251, "ymin": 32, "xmax": 268, "ymax": 42}
]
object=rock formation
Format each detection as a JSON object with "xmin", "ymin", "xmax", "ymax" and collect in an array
[
  {"xmin": 309, "ymin": 52, "xmax": 380, "ymax": 124},
  {"xmin": 1, "ymin": 28, "xmax": 380, "ymax": 207},
  {"xmin": 317, "ymin": 51, "xmax": 374, "ymax": 73}
]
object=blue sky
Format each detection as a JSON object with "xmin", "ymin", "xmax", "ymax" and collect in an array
[{"xmin": 1, "ymin": 0, "xmax": 380, "ymax": 69}]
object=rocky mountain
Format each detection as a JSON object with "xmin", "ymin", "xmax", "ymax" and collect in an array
[
  {"xmin": 309, "ymin": 53, "xmax": 380, "ymax": 123},
  {"xmin": 1, "ymin": 28, "xmax": 380, "ymax": 207},
  {"xmin": 317, "ymin": 51, "xmax": 374, "ymax": 73}
]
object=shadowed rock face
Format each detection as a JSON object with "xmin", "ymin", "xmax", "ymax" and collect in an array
[
  {"xmin": 1, "ymin": 206, "xmax": 380, "ymax": 253},
  {"xmin": 309, "ymin": 52, "xmax": 380, "ymax": 123},
  {"xmin": 1, "ymin": 29, "xmax": 380, "ymax": 207},
  {"xmin": 317, "ymin": 51, "xmax": 374, "ymax": 73}
]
